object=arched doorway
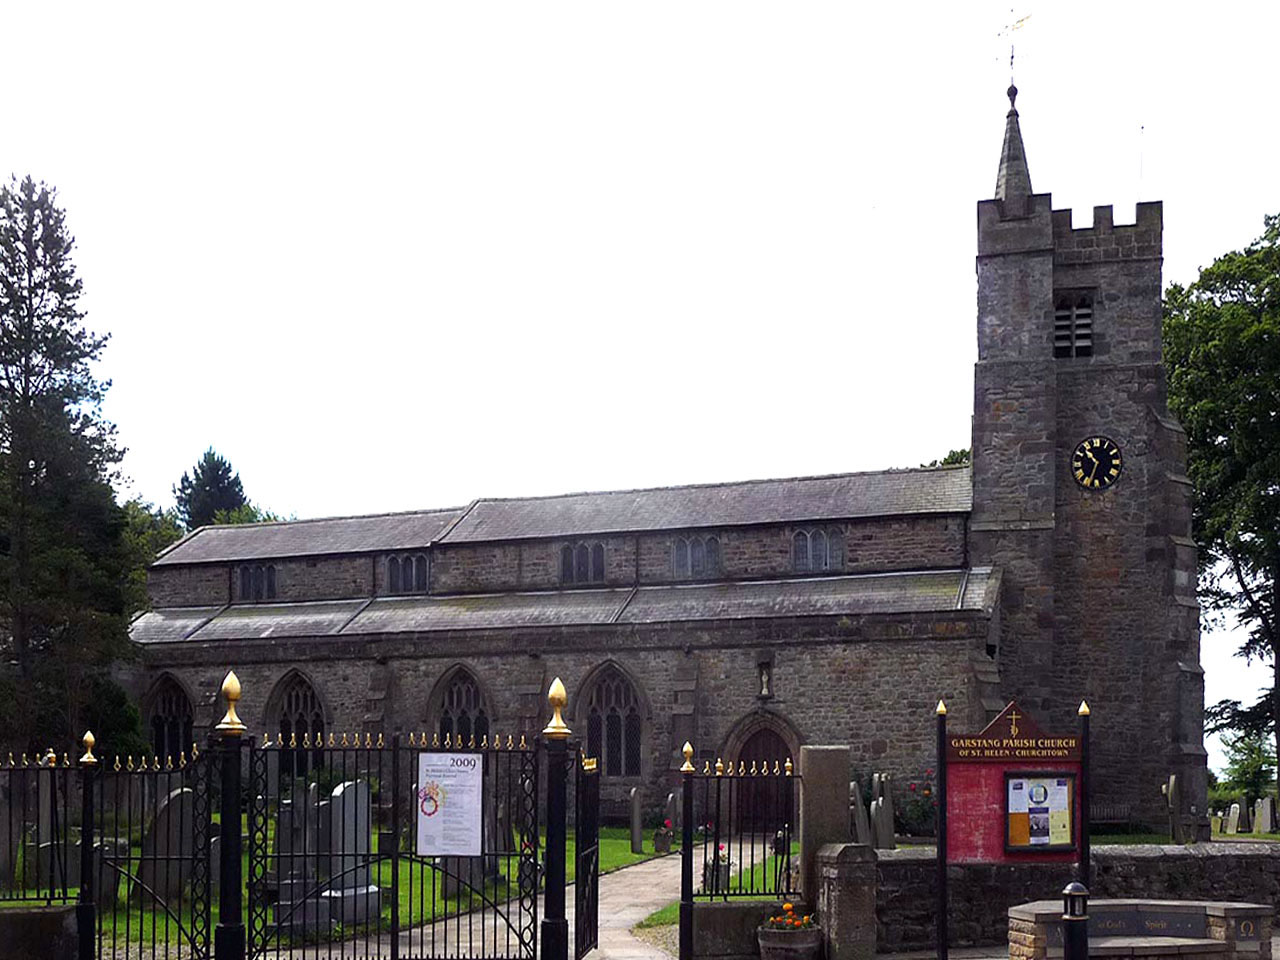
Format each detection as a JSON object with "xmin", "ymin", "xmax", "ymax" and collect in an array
[
  {"xmin": 739, "ymin": 727, "xmax": 789, "ymax": 771},
  {"xmin": 737, "ymin": 727, "xmax": 791, "ymax": 831}
]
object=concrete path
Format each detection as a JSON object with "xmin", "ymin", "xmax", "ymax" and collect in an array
[{"xmin": 590, "ymin": 853, "xmax": 683, "ymax": 960}]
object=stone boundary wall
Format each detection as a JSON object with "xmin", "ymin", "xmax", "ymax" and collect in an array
[{"xmin": 877, "ymin": 843, "xmax": 1280, "ymax": 953}]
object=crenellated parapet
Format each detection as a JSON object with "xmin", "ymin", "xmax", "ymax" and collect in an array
[{"xmin": 1051, "ymin": 201, "xmax": 1162, "ymax": 265}]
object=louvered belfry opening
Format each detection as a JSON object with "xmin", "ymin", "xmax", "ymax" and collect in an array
[{"xmin": 1054, "ymin": 293, "xmax": 1094, "ymax": 358}]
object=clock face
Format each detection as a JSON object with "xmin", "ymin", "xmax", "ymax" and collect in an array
[{"xmin": 1071, "ymin": 436, "xmax": 1122, "ymax": 490}]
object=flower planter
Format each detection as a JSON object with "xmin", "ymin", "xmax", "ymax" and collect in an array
[
  {"xmin": 653, "ymin": 831, "xmax": 673, "ymax": 854},
  {"xmin": 757, "ymin": 925, "xmax": 822, "ymax": 960}
]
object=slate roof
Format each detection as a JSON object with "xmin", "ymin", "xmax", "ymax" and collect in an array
[
  {"xmin": 151, "ymin": 466, "xmax": 971, "ymax": 566},
  {"xmin": 443, "ymin": 467, "xmax": 970, "ymax": 543},
  {"xmin": 131, "ymin": 566, "xmax": 997, "ymax": 643},
  {"xmin": 153, "ymin": 509, "xmax": 464, "ymax": 566}
]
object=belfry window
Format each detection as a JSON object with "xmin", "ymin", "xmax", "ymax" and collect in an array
[
  {"xmin": 437, "ymin": 670, "xmax": 490, "ymax": 746},
  {"xmin": 793, "ymin": 528, "xmax": 844, "ymax": 574},
  {"xmin": 1054, "ymin": 293, "xmax": 1094, "ymax": 358},
  {"xmin": 238, "ymin": 563, "xmax": 277, "ymax": 601},
  {"xmin": 560, "ymin": 541, "xmax": 606, "ymax": 584},
  {"xmin": 584, "ymin": 666, "xmax": 643, "ymax": 778},
  {"xmin": 673, "ymin": 536, "xmax": 722, "ymax": 579},
  {"xmin": 388, "ymin": 553, "xmax": 429, "ymax": 594}
]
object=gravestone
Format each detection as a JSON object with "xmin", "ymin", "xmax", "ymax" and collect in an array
[
  {"xmin": 135, "ymin": 787, "xmax": 195, "ymax": 904},
  {"xmin": 495, "ymin": 800, "xmax": 514, "ymax": 854},
  {"xmin": 1239, "ymin": 800, "xmax": 1252, "ymax": 833},
  {"xmin": 880, "ymin": 774, "xmax": 895, "ymax": 845},
  {"xmin": 1227, "ymin": 803, "xmax": 1240, "ymax": 834},
  {"xmin": 320, "ymin": 781, "xmax": 382, "ymax": 925},
  {"xmin": 274, "ymin": 786, "xmax": 329, "ymax": 931},
  {"xmin": 1162, "ymin": 774, "xmax": 1184, "ymax": 843},
  {"xmin": 664, "ymin": 792, "xmax": 677, "ymax": 832},
  {"xmin": 1259, "ymin": 797, "xmax": 1274, "ymax": 834},
  {"xmin": 629, "ymin": 788, "xmax": 643, "ymax": 854},
  {"xmin": 849, "ymin": 780, "xmax": 871, "ymax": 845}
]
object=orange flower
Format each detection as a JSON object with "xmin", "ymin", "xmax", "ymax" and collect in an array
[{"xmin": 783, "ymin": 902, "xmax": 794, "ymax": 913}]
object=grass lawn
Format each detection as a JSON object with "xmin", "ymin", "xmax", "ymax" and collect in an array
[
  {"xmin": 13, "ymin": 821, "xmax": 671, "ymax": 946},
  {"xmin": 637, "ymin": 842, "xmax": 796, "ymax": 930}
]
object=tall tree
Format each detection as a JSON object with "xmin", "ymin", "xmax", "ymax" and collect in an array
[
  {"xmin": 1164, "ymin": 213, "xmax": 1280, "ymax": 793},
  {"xmin": 173, "ymin": 447, "xmax": 246, "ymax": 530},
  {"xmin": 0, "ymin": 176, "xmax": 137, "ymax": 748}
]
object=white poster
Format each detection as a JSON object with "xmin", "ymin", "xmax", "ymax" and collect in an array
[{"xmin": 416, "ymin": 752, "xmax": 484, "ymax": 856}]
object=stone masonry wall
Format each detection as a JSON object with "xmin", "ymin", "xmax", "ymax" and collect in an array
[
  {"xmin": 148, "ymin": 565, "xmax": 230, "ymax": 607},
  {"xmin": 877, "ymin": 843, "xmax": 1280, "ymax": 952},
  {"xmin": 136, "ymin": 612, "xmax": 989, "ymax": 817}
]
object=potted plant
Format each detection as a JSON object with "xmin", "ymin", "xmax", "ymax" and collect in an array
[
  {"xmin": 654, "ymin": 818, "xmax": 675, "ymax": 853},
  {"xmin": 703, "ymin": 843, "xmax": 732, "ymax": 892},
  {"xmin": 758, "ymin": 903, "xmax": 820, "ymax": 960}
]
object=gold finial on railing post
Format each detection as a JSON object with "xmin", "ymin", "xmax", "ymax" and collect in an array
[
  {"xmin": 680, "ymin": 741, "xmax": 695, "ymax": 774},
  {"xmin": 215, "ymin": 670, "xmax": 247, "ymax": 736},
  {"xmin": 542, "ymin": 677, "xmax": 571, "ymax": 739},
  {"xmin": 79, "ymin": 731, "xmax": 98, "ymax": 767}
]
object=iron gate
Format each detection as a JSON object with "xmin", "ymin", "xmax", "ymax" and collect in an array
[
  {"xmin": 82, "ymin": 742, "xmax": 215, "ymax": 960},
  {"xmin": 573, "ymin": 753, "xmax": 600, "ymax": 960},
  {"xmin": 246, "ymin": 731, "xmax": 540, "ymax": 960}
]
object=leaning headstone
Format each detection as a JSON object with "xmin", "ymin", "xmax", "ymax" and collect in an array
[
  {"xmin": 135, "ymin": 787, "xmax": 195, "ymax": 903},
  {"xmin": 881, "ymin": 774, "xmax": 896, "ymax": 845},
  {"xmin": 629, "ymin": 788, "xmax": 643, "ymax": 854},
  {"xmin": 870, "ymin": 773, "xmax": 883, "ymax": 805},
  {"xmin": 850, "ymin": 780, "xmax": 872, "ymax": 846},
  {"xmin": 1227, "ymin": 803, "xmax": 1240, "ymax": 834},
  {"xmin": 320, "ymin": 781, "xmax": 382, "ymax": 925}
]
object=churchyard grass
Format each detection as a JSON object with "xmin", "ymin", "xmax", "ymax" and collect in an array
[{"xmin": 635, "ymin": 841, "xmax": 797, "ymax": 930}]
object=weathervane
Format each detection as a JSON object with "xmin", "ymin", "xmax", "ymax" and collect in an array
[{"xmin": 997, "ymin": 9, "xmax": 1032, "ymax": 84}]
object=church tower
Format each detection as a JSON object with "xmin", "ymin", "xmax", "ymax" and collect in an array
[{"xmin": 970, "ymin": 86, "xmax": 1206, "ymax": 825}]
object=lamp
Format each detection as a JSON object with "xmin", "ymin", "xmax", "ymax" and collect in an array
[{"xmin": 1062, "ymin": 881, "xmax": 1089, "ymax": 918}]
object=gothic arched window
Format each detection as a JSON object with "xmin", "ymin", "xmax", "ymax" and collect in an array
[
  {"xmin": 148, "ymin": 677, "xmax": 193, "ymax": 762},
  {"xmin": 274, "ymin": 673, "xmax": 325, "ymax": 778},
  {"xmin": 584, "ymin": 666, "xmax": 643, "ymax": 778},
  {"xmin": 437, "ymin": 671, "xmax": 490, "ymax": 746}
]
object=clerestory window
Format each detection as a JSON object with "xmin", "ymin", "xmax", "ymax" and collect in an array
[
  {"xmin": 560, "ymin": 541, "xmax": 606, "ymax": 584},
  {"xmin": 1054, "ymin": 293, "xmax": 1094, "ymax": 358},
  {"xmin": 792, "ymin": 528, "xmax": 844, "ymax": 574},
  {"xmin": 673, "ymin": 535, "xmax": 722, "ymax": 579},
  {"xmin": 238, "ymin": 563, "xmax": 277, "ymax": 601},
  {"xmin": 388, "ymin": 553, "xmax": 429, "ymax": 594}
]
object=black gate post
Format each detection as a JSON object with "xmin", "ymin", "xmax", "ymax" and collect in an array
[
  {"xmin": 678, "ymin": 742, "xmax": 695, "ymax": 960},
  {"xmin": 215, "ymin": 671, "xmax": 248, "ymax": 960},
  {"xmin": 542, "ymin": 678, "xmax": 572, "ymax": 960},
  {"xmin": 936, "ymin": 699, "xmax": 948, "ymax": 960},
  {"xmin": 77, "ymin": 731, "xmax": 98, "ymax": 960},
  {"xmin": 391, "ymin": 733, "xmax": 401, "ymax": 960}
]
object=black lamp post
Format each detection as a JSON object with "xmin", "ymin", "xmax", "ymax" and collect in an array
[{"xmin": 1062, "ymin": 881, "xmax": 1089, "ymax": 960}]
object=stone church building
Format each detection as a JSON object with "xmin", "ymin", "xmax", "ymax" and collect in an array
[{"xmin": 129, "ymin": 88, "xmax": 1205, "ymax": 825}]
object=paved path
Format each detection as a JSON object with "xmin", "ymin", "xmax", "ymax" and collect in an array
[{"xmin": 590, "ymin": 854, "xmax": 683, "ymax": 960}]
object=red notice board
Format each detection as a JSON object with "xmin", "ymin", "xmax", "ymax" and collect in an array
[{"xmin": 946, "ymin": 702, "xmax": 1082, "ymax": 864}]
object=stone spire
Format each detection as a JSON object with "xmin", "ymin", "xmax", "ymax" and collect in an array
[{"xmin": 994, "ymin": 84, "xmax": 1032, "ymax": 201}]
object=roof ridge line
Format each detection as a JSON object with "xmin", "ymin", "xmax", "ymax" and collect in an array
[
  {"xmin": 190, "ymin": 505, "xmax": 468, "ymax": 532},
  {"xmin": 464, "ymin": 462, "xmax": 971, "ymax": 508}
]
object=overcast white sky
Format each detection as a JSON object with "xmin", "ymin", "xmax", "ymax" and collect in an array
[{"xmin": 7, "ymin": 2, "xmax": 1278, "ymax": 772}]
